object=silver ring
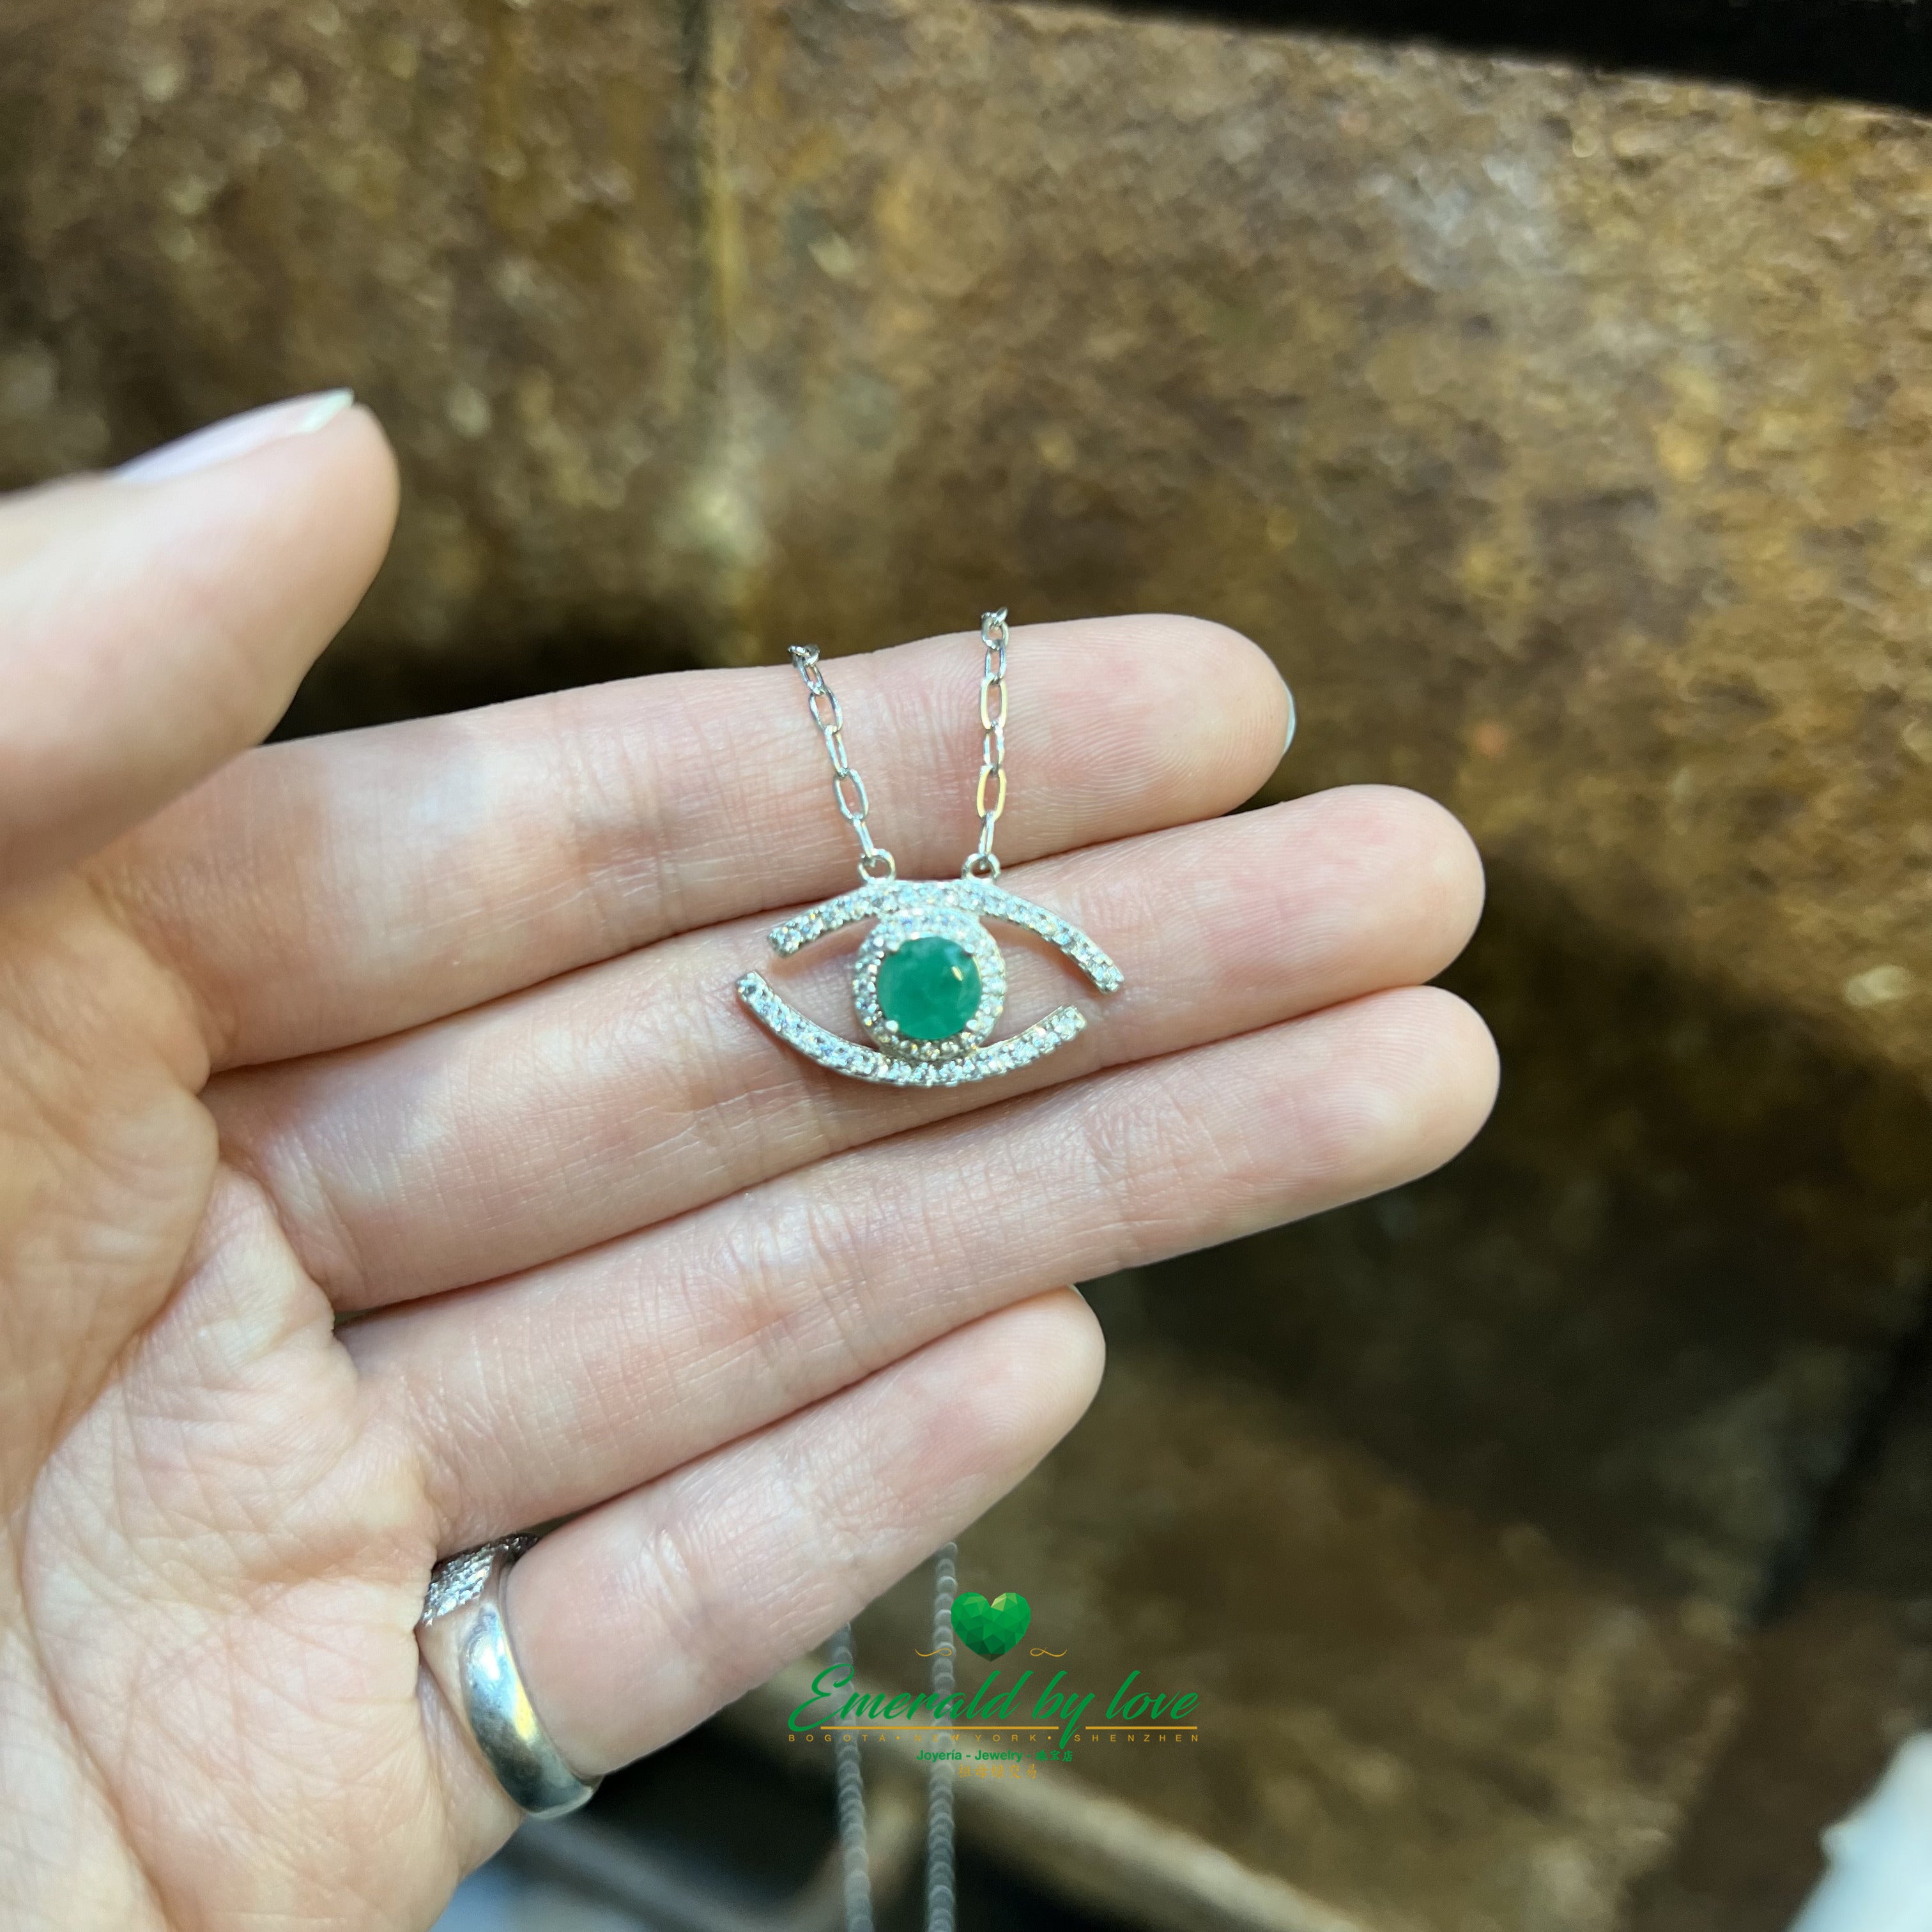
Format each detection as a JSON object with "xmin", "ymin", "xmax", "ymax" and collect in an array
[{"xmin": 416, "ymin": 1535, "xmax": 600, "ymax": 1819}]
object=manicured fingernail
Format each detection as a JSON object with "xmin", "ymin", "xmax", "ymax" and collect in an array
[
  {"xmin": 1282, "ymin": 681, "xmax": 1298, "ymax": 758},
  {"xmin": 114, "ymin": 389, "xmax": 356, "ymax": 484}
]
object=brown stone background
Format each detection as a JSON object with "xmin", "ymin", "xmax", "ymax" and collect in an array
[{"xmin": 3, "ymin": 0, "xmax": 1929, "ymax": 1926}]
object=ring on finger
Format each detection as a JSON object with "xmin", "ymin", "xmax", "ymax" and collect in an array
[{"xmin": 415, "ymin": 1533, "xmax": 600, "ymax": 1819}]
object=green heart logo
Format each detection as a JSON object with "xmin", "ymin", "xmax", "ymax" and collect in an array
[{"xmin": 951, "ymin": 1590, "xmax": 1031, "ymax": 1660}]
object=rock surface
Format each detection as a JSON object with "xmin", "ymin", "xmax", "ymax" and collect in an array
[
  {"xmin": 0, "ymin": 0, "xmax": 711, "ymax": 687},
  {"xmin": 1627, "ymin": 1347, "xmax": 1932, "ymax": 1930},
  {"xmin": 705, "ymin": 0, "xmax": 1932, "ymax": 1093},
  {"xmin": 3, "ymin": 0, "xmax": 1929, "ymax": 1086}
]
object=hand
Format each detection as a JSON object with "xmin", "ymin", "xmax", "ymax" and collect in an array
[{"xmin": 0, "ymin": 395, "xmax": 1496, "ymax": 1931}]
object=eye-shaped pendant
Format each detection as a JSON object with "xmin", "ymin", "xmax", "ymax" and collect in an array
[
  {"xmin": 737, "ymin": 875, "xmax": 1123, "ymax": 1087},
  {"xmin": 744, "ymin": 611, "xmax": 1122, "ymax": 1084}
]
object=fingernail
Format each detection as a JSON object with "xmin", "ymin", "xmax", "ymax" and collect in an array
[
  {"xmin": 114, "ymin": 389, "xmax": 356, "ymax": 484},
  {"xmin": 1282, "ymin": 680, "xmax": 1298, "ymax": 759}
]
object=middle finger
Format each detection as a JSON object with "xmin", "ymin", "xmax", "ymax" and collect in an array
[{"xmin": 210, "ymin": 785, "xmax": 1481, "ymax": 1311}]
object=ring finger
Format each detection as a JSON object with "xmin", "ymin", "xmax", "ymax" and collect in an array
[
  {"xmin": 349, "ymin": 983, "xmax": 1497, "ymax": 1550},
  {"xmin": 427, "ymin": 1288, "xmax": 1106, "ymax": 1846}
]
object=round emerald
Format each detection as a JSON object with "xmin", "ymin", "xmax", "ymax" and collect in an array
[{"xmin": 876, "ymin": 935, "xmax": 982, "ymax": 1042}]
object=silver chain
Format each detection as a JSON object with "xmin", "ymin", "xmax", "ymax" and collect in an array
[
  {"xmin": 830, "ymin": 1544, "xmax": 960, "ymax": 1932},
  {"xmin": 925, "ymin": 1546, "xmax": 959, "ymax": 1932},
  {"xmin": 965, "ymin": 610, "xmax": 1008, "ymax": 882},
  {"xmin": 788, "ymin": 611, "xmax": 1011, "ymax": 885},
  {"xmin": 830, "ymin": 1623, "xmax": 873, "ymax": 1932},
  {"xmin": 788, "ymin": 645, "xmax": 896, "ymax": 883}
]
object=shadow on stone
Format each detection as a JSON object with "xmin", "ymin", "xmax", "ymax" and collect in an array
[
  {"xmin": 1096, "ymin": 858, "xmax": 1932, "ymax": 1618},
  {"xmin": 1080, "ymin": 0, "xmax": 1932, "ymax": 116}
]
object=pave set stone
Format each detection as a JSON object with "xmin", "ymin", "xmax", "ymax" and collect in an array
[
  {"xmin": 739, "ymin": 876, "xmax": 1123, "ymax": 1086},
  {"xmin": 418, "ymin": 1534, "xmax": 537, "ymax": 1625},
  {"xmin": 738, "ymin": 975, "xmax": 1085, "ymax": 1087}
]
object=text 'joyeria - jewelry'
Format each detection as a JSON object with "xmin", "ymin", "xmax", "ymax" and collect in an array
[{"xmin": 736, "ymin": 610, "xmax": 1123, "ymax": 1084}]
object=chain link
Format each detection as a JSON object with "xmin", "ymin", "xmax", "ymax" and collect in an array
[
  {"xmin": 924, "ymin": 1544, "xmax": 959, "ymax": 1932},
  {"xmin": 828, "ymin": 1623, "xmax": 873, "ymax": 1932},
  {"xmin": 789, "ymin": 611, "xmax": 1011, "ymax": 884},
  {"xmin": 789, "ymin": 645, "xmax": 896, "ymax": 883},
  {"xmin": 964, "ymin": 609, "xmax": 1009, "ymax": 880}
]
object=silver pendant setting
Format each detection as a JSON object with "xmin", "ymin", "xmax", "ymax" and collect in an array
[{"xmin": 737, "ymin": 876, "xmax": 1123, "ymax": 1087}]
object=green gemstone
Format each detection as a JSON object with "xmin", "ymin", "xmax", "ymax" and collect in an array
[{"xmin": 876, "ymin": 935, "xmax": 982, "ymax": 1042}]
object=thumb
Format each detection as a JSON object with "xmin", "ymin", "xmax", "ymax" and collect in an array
[{"xmin": 0, "ymin": 392, "xmax": 399, "ymax": 892}]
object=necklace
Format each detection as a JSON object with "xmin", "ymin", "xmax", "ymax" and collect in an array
[
  {"xmin": 827, "ymin": 1545, "xmax": 960, "ymax": 1932},
  {"xmin": 738, "ymin": 611, "xmax": 1124, "ymax": 1081}
]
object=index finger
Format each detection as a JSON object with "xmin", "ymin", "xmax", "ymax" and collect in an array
[
  {"xmin": 100, "ymin": 616, "xmax": 1291, "ymax": 1068},
  {"xmin": 0, "ymin": 400, "xmax": 395, "ymax": 894}
]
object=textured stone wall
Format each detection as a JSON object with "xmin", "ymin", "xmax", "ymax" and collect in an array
[
  {"xmin": 4, "ymin": 1, "xmax": 1931, "ymax": 1926},
  {"xmin": 4, "ymin": 0, "xmax": 1931, "ymax": 1090},
  {"xmin": 1630, "ymin": 1348, "xmax": 1932, "ymax": 1930},
  {"xmin": 711, "ymin": 0, "xmax": 1932, "ymax": 1098},
  {"xmin": 5, "ymin": 0, "xmax": 1931, "ymax": 1082},
  {"xmin": 0, "ymin": 0, "xmax": 710, "ymax": 677}
]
